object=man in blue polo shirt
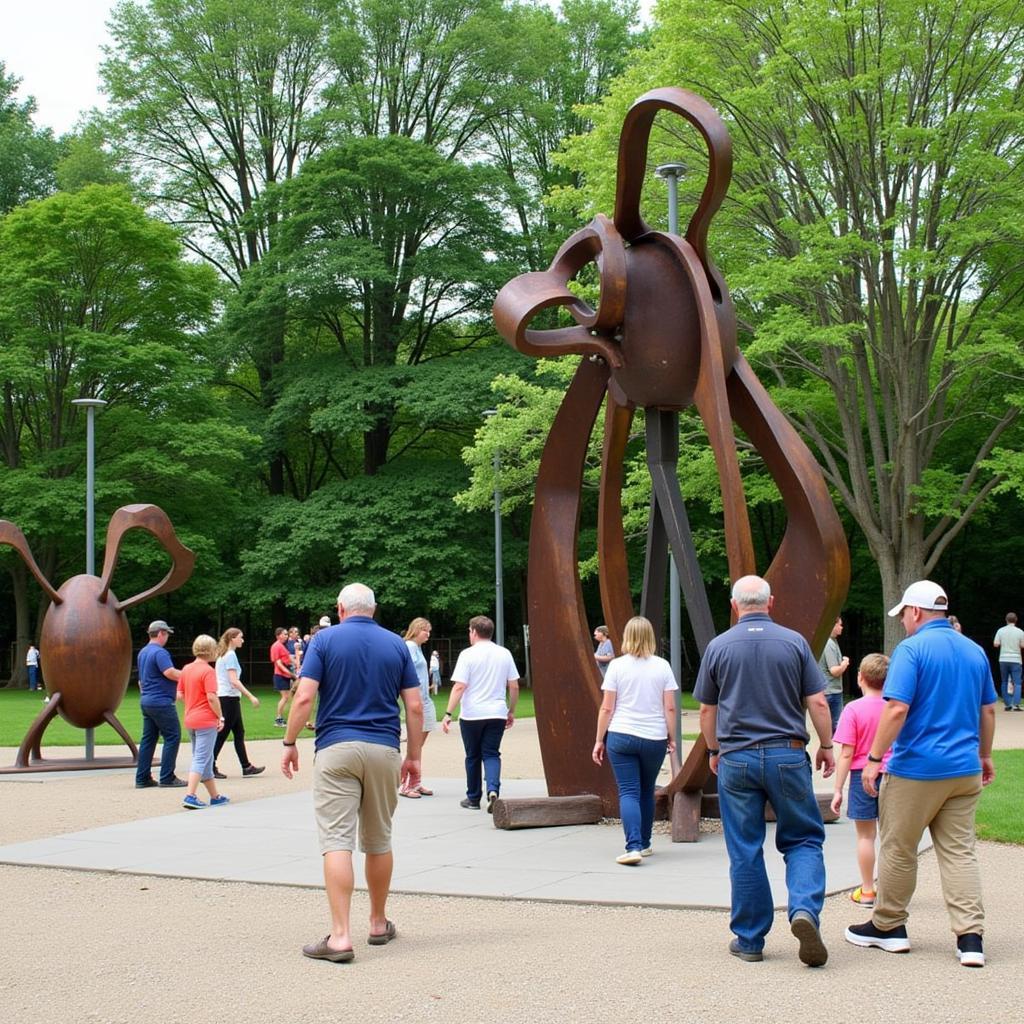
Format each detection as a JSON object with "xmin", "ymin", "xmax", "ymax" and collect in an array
[
  {"xmin": 696, "ymin": 575, "xmax": 835, "ymax": 968},
  {"xmin": 846, "ymin": 580, "xmax": 997, "ymax": 968},
  {"xmin": 135, "ymin": 620, "xmax": 185, "ymax": 788},
  {"xmin": 281, "ymin": 582, "xmax": 423, "ymax": 964}
]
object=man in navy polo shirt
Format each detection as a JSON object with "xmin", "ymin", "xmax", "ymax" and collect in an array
[
  {"xmin": 695, "ymin": 575, "xmax": 835, "ymax": 967},
  {"xmin": 135, "ymin": 620, "xmax": 185, "ymax": 788},
  {"xmin": 846, "ymin": 580, "xmax": 997, "ymax": 968},
  {"xmin": 281, "ymin": 583, "xmax": 423, "ymax": 963}
]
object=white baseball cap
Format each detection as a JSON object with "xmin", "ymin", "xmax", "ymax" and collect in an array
[
  {"xmin": 318, "ymin": 615, "xmax": 332, "ymax": 627},
  {"xmin": 887, "ymin": 580, "xmax": 949, "ymax": 617}
]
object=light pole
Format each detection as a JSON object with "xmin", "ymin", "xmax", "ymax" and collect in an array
[
  {"xmin": 655, "ymin": 162, "xmax": 687, "ymax": 761},
  {"xmin": 483, "ymin": 409, "xmax": 504, "ymax": 647},
  {"xmin": 72, "ymin": 396, "xmax": 107, "ymax": 759}
]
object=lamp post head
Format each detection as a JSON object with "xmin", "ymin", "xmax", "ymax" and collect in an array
[
  {"xmin": 655, "ymin": 162, "xmax": 688, "ymax": 181},
  {"xmin": 71, "ymin": 398, "xmax": 108, "ymax": 410}
]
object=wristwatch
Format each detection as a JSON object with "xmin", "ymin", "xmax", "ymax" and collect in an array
[{"xmin": 867, "ymin": 753, "xmax": 883, "ymax": 763}]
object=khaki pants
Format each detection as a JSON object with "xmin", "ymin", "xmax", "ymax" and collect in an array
[
  {"xmin": 874, "ymin": 772, "xmax": 984, "ymax": 936},
  {"xmin": 313, "ymin": 741, "xmax": 401, "ymax": 855}
]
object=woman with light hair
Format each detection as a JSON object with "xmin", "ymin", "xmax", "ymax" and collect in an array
[
  {"xmin": 177, "ymin": 634, "xmax": 230, "ymax": 810},
  {"xmin": 592, "ymin": 616, "xmax": 678, "ymax": 864},
  {"xmin": 212, "ymin": 627, "xmax": 264, "ymax": 779},
  {"xmin": 400, "ymin": 617, "xmax": 437, "ymax": 797}
]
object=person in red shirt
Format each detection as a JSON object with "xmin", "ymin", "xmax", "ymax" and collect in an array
[
  {"xmin": 176, "ymin": 634, "xmax": 229, "ymax": 810},
  {"xmin": 271, "ymin": 626, "xmax": 296, "ymax": 727}
]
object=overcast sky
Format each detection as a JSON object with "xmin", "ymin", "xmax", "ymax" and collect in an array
[{"xmin": 3, "ymin": 1, "xmax": 117, "ymax": 135}]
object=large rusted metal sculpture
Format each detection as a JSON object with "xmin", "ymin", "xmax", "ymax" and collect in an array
[
  {"xmin": 0, "ymin": 504, "xmax": 195, "ymax": 772},
  {"xmin": 493, "ymin": 88, "xmax": 849, "ymax": 826}
]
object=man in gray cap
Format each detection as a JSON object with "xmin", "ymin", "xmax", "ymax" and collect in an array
[
  {"xmin": 846, "ymin": 581, "xmax": 997, "ymax": 968},
  {"xmin": 135, "ymin": 620, "xmax": 185, "ymax": 788}
]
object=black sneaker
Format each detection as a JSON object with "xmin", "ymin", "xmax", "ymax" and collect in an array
[
  {"xmin": 956, "ymin": 933, "xmax": 984, "ymax": 967},
  {"xmin": 459, "ymin": 798, "xmax": 480, "ymax": 809},
  {"xmin": 845, "ymin": 920, "xmax": 910, "ymax": 953},
  {"xmin": 158, "ymin": 777, "xmax": 188, "ymax": 788},
  {"xmin": 135, "ymin": 778, "xmax": 158, "ymax": 789},
  {"xmin": 213, "ymin": 768, "xmax": 227, "ymax": 780},
  {"xmin": 242, "ymin": 765, "xmax": 266, "ymax": 777}
]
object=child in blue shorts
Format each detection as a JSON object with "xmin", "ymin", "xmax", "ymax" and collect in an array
[{"xmin": 830, "ymin": 653, "xmax": 891, "ymax": 906}]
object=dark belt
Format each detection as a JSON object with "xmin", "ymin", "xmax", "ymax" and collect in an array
[{"xmin": 749, "ymin": 739, "xmax": 805, "ymax": 750}]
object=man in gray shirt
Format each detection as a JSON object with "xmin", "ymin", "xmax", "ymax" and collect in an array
[
  {"xmin": 695, "ymin": 575, "xmax": 835, "ymax": 967},
  {"xmin": 818, "ymin": 615, "xmax": 850, "ymax": 732},
  {"xmin": 993, "ymin": 611, "xmax": 1024, "ymax": 711}
]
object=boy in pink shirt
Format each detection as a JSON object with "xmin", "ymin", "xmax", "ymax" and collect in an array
[{"xmin": 830, "ymin": 653, "xmax": 891, "ymax": 906}]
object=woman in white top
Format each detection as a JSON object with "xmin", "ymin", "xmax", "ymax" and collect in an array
[
  {"xmin": 400, "ymin": 617, "xmax": 437, "ymax": 797},
  {"xmin": 592, "ymin": 616, "xmax": 677, "ymax": 865},
  {"xmin": 212, "ymin": 628, "xmax": 265, "ymax": 778}
]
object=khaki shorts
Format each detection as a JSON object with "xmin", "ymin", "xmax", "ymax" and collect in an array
[{"xmin": 313, "ymin": 741, "xmax": 401, "ymax": 855}]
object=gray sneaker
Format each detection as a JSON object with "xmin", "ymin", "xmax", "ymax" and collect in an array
[
  {"xmin": 728, "ymin": 939, "xmax": 763, "ymax": 962},
  {"xmin": 791, "ymin": 910, "xmax": 828, "ymax": 966}
]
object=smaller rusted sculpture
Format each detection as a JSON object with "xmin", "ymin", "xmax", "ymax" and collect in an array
[{"xmin": 0, "ymin": 504, "xmax": 194, "ymax": 772}]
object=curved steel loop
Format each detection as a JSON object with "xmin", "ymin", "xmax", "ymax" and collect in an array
[
  {"xmin": 98, "ymin": 504, "xmax": 196, "ymax": 610},
  {"xmin": 493, "ymin": 216, "xmax": 627, "ymax": 367},
  {"xmin": 613, "ymin": 87, "xmax": 732, "ymax": 295}
]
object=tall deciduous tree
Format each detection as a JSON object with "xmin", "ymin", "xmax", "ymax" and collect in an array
[
  {"xmin": 0, "ymin": 63, "xmax": 60, "ymax": 214},
  {"xmin": 559, "ymin": 0, "xmax": 1024, "ymax": 645},
  {"xmin": 102, "ymin": 0, "xmax": 338, "ymax": 494},
  {"xmin": 0, "ymin": 185, "xmax": 243, "ymax": 678}
]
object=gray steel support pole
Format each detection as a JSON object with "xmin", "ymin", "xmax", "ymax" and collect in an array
[
  {"xmin": 656, "ymin": 163, "xmax": 688, "ymax": 758},
  {"xmin": 493, "ymin": 446, "xmax": 504, "ymax": 648},
  {"xmin": 73, "ymin": 397, "xmax": 107, "ymax": 761}
]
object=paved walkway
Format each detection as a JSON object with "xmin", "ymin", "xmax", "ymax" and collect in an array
[{"xmin": 0, "ymin": 773, "xmax": 885, "ymax": 908}]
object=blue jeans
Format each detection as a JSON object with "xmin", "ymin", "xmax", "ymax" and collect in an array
[
  {"xmin": 999, "ymin": 663, "xmax": 1021, "ymax": 707},
  {"xmin": 826, "ymin": 692, "xmax": 844, "ymax": 734},
  {"xmin": 717, "ymin": 745, "xmax": 826, "ymax": 953},
  {"xmin": 460, "ymin": 718, "xmax": 506, "ymax": 802},
  {"xmin": 136, "ymin": 703, "xmax": 181, "ymax": 784},
  {"xmin": 27, "ymin": 665, "xmax": 39, "ymax": 690},
  {"xmin": 606, "ymin": 732, "xmax": 667, "ymax": 852}
]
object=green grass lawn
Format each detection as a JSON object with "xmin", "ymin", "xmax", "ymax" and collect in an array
[
  {"xmin": 975, "ymin": 750, "xmax": 1023, "ymax": 844},
  {"xmin": 0, "ymin": 686, "xmax": 537, "ymax": 747}
]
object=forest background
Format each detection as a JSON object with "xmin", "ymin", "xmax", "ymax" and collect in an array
[{"xmin": 1, "ymin": 0, "xmax": 1022, "ymax": 691}]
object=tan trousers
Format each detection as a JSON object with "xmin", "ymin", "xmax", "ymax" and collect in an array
[{"xmin": 874, "ymin": 772, "xmax": 984, "ymax": 936}]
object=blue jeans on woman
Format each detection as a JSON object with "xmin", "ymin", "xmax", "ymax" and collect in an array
[
  {"xmin": 717, "ymin": 745, "xmax": 826, "ymax": 953},
  {"xmin": 606, "ymin": 731, "xmax": 668, "ymax": 852}
]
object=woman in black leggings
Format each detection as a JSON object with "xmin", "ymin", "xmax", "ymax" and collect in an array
[{"xmin": 213, "ymin": 627, "xmax": 265, "ymax": 778}]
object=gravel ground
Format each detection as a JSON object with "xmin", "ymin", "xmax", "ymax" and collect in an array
[{"xmin": 1, "ymin": 716, "xmax": 1020, "ymax": 1024}]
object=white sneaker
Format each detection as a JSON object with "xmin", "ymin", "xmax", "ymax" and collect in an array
[
  {"xmin": 640, "ymin": 846, "xmax": 653, "ymax": 857},
  {"xmin": 616, "ymin": 850, "xmax": 643, "ymax": 865}
]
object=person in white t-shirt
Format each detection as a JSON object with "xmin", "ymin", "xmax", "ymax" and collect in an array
[
  {"xmin": 441, "ymin": 615, "xmax": 520, "ymax": 812},
  {"xmin": 993, "ymin": 611, "xmax": 1024, "ymax": 711},
  {"xmin": 592, "ymin": 616, "xmax": 677, "ymax": 865}
]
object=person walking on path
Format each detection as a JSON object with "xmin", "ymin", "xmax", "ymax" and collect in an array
[
  {"xmin": 593, "ymin": 625, "xmax": 615, "ymax": 677},
  {"xmin": 442, "ymin": 615, "xmax": 520, "ymax": 813},
  {"xmin": 818, "ymin": 616, "xmax": 850, "ymax": 733},
  {"xmin": 846, "ymin": 581, "xmax": 997, "ymax": 968},
  {"xmin": 829, "ymin": 653, "xmax": 892, "ymax": 907},
  {"xmin": 695, "ymin": 575, "xmax": 835, "ymax": 967},
  {"xmin": 177, "ymin": 634, "xmax": 229, "ymax": 810},
  {"xmin": 271, "ymin": 627, "xmax": 297, "ymax": 727},
  {"xmin": 281, "ymin": 583, "xmax": 423, "ymax": 964},
  {"xmin": 135, "ymin": 620, "xmax": 185, "ymax": 789},
  {"xmin": 399, "ymin": 618, "xmax": 437, "ymax": 798},
  {"xmin": 212, "ymin": 628, "xmax": 264, "ymax": 779},
  {"xmin": 25, "ymin": 643, "xmax": 40, "ymax": 692},
  {"xmin": 993, "ymin": 611, "xmax": 1024, "ymax": 711},
  {"xmin": 592, "ymin": 616, "xmax": 676, "ymax": 865},
  {"xmin": 429, "ymin": 649, "xmax": 441, "ymax": 695}
]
